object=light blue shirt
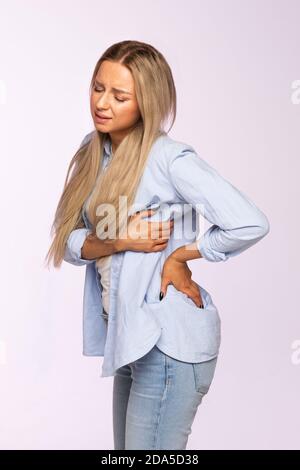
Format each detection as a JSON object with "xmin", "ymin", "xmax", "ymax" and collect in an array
[{"xmin": 64, "ymin": 131, "xmax": 270, "ymax": 377}]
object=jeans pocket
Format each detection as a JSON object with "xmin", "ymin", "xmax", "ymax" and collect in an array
[{"xmin": 192, "ymin": 356, "xmax": 218, "ymax": 395}]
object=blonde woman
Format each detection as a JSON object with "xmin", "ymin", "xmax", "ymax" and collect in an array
[{"xmin": 45, "ymin": 40, "xmax": 270, "ymax": 450}]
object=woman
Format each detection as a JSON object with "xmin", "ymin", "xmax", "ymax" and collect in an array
[{"xmin": 45, "ymin": 40, "xmax": 270, "ymax": 450}]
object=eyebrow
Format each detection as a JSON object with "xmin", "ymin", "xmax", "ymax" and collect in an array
[{"xmin": 94, "ymin": 80, "xmax": 132, "ymax": 95}]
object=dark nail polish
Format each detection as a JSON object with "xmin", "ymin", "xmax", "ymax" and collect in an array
[{"xmin": 159, "ymin": 291, "xmax": 164, "ymax": 301}]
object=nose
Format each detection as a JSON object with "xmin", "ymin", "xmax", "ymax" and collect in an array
[{"xmin": 96, "ymin": 92, "xmax": 110, "ymax": 110}]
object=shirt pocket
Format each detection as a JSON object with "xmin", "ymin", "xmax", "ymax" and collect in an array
[{"xmin": 143, "ymin": 283, "xmax": 221, "ymax": 360}]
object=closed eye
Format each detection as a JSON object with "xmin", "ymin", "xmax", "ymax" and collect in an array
[{"xmin": 93, "ymin": 86, "xmax": 126, "ymax": 102}]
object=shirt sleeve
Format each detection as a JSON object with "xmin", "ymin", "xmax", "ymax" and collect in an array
[
  {"xmin": 63, "ymin": 131, "xmax": 95, "ymax": 266},
  {"xmin": 168, "ymin": 145, "xmax": 270, "ymax": 262},
  {"xmin": 63, "ymin": 227, "xmax": 95, "ymax": 266}
]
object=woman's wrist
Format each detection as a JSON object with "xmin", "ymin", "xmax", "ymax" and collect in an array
[
  {"xmin": 114, "ymin": 237, "xmax": 125, "ymax": 253},
  {"xmin": 169, "ymin": 242, "xmax": 203, "ymax": 263},
  {"xmin": 82, "ymin": 233, "xmax": 123, "ymax": 259}
]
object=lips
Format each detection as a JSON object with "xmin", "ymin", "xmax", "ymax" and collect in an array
[{"xmin": 95, "ymin": 112, "xmax": 112, "ymax": 119}]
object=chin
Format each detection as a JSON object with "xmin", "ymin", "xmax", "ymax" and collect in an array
[{"xmin": 94, "ymin": 122, "xmax": 112, "ymax": 129}]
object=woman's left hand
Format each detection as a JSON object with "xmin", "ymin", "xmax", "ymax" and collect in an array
[{"xmin": 160, "ymin": 255, "xmax": 204, "ymax": 308}]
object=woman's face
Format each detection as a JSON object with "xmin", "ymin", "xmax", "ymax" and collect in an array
[{"xmin": 90, "ymin": 60, "xmax": 141, "ymax": 146}]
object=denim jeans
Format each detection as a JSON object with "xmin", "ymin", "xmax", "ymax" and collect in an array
[{"xmin": 103, "ymin": 306, "xmax": 218, "ymax": 450}]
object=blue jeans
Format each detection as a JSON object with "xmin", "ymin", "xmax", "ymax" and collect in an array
[{"xmin": 103, "ymin": 308, "xmax": 218, "ymax": 450}]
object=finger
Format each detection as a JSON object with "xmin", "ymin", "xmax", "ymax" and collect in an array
[
  {"xmin": 188, "ymin": 293, "xmax": 201, "ymax": 307},
  {"xmin": 149, "ymin": 218, "xmax": 174, "ymax": 226},
  {"xmin": 153, "ymin": 241, "xmax": 169, "ymax": 251},
  {"xmin": 139, "ymin": 209, "xmax": 156, "ymax": 218},
  {"xmin": 158, "ymin": 224, "xmax": 174, "ymax": 235},
  {"xmin": 160, "ymin": 278, "xmax": 171, "ymax": 298},
  {"xmin": 192, "ymin": 289, "xmax": 203, "ymax": 308},
  {"xmin": 160, "ymin": 230, "xmax": 173, "ymax": 238},
  {"xmin": 182, "ymin": 287, "xmax": 203, "ymax": 308},
  {"xmin": 153, "ymin": 238, "xmax": 170, "ymax": 245},
  {"xmin": 160, "ymin": 220, "xmax": 174, "ymax": 229},
  {"xmin": 189, "ymin": 282, "xmax": 203, "ymax": 307},
  {"xmin": 197, "ymin": 294, "xmax": 204, "ymax": 308},
  {"xmin": 133, "ymin": 209, "xmax": 155, "ymax": 220},
  {"xmin": 191, "ymin": 295, "xmax": 203, "ymax": 308},
  {"xmin": 150, "ymin": 225, "xmax": 174, "ymax": 239},
  {"xmin": 199, "ymin": 288, "xmax": 204, "ymax": 307},
  {"xmin": 151, "ymin": 229, "xmax": 173, "ymax": 239},
  {"xmin": 154, "ymin": 233, "xmax": 173, "ymax": 242}
]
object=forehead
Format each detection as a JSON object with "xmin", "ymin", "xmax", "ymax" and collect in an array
[{"xmin": 95, "ymin": 60, "xmax": 134, "ymax": 90}]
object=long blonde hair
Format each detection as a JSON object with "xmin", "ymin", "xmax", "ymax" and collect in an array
[{"xmin": 45, "ymin": 40, "xmax": 177, "ymax": 269}]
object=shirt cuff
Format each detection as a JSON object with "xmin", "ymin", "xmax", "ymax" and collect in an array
[
  {"xmin": 196, "ymin": 226, "xmax": 229, "ymax": 262},
  {"xmin": 64, "ymin": 228, "xmax": 95, "ymax": 266}
]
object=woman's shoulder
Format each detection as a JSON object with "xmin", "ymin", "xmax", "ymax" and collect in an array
[
  {"xmin": 77, "ymin": 130, "xmax": 195, "ymax": 154},
  {"xmin": 153, "ymin": 133, "xmax": 197, "ymax": 167},
  {"xmin": 78, "ymin": 130, "xmax": 95, "ymax": 149},
  {"xmin": 77, "ymin": 130, "xmax": 198, "ymax": 166}
]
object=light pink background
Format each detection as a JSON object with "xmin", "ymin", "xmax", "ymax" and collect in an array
[{"xmin": 0, "ymin": 0, "xmax": 299, "ymax": 450}]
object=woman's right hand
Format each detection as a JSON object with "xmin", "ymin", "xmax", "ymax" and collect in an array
[{"xmin": 117, "ymin": 209, "xmax": 174, "ymax": 253}]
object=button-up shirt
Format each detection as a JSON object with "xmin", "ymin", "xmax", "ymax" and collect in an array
[{"xmin": 64, "ymin": 131, "xmax": 270, "ymax": 377}]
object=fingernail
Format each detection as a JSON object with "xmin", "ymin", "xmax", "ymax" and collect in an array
[{"xmin": 159, "ymin": 291, "xmax": 164, "ymax": 300}]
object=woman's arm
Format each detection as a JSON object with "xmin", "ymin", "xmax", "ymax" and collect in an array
[
  {"xmin": 81, "ymin": 231, "xmax": 121, "ymax": 259},
  {"xmin": 81, "ymin": 209, "xmax": 174, "ymax": 258},
  {"xmin": 63, "ymin": 132, "xmax": 96, "ymax": 266},
  {"xmin": 168, "ymin": 144, "xmax": 270, "ymax": 262},
  {"xmin": 64, "ymin": 209, "xmax": 174, "ymax": 266},
  {"xmin": 63, "ymin": 227, "xmax": 122, "ymax": 266},
  {"xmin": 159, "ymin": 144, "xmax": 270, "ymax": 306},
  {"xmin": 168, "ymin": 241, "xmax": 202, "ymax": 263}
]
